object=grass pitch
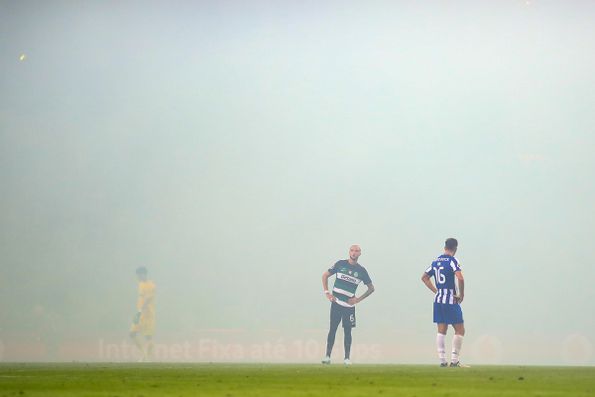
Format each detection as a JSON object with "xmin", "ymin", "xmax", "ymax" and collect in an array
[{"xmin": 0, "ymin": 363, "xmax": 593, "ymax": 397}]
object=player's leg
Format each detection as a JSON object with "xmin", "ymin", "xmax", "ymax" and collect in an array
[
  {"xmin": 434, "ymin": 302, "xmax": 448, "ymax": 366},
  {"xmin": 129, "ymin": 331, "xmax": 145, "ymax": 361},
  {"xmin": 342, "ymin": 308, "xmax": 355, "ymax": 363},
  {"xmin": 324, "ymin": 303, "xmax": 342, "ymax": 362},
  {"xmin": 449, "ymin": 305, "xmax": 465, "ymax": 366},
  {"xmin": 141, "ymin": 315, "xmax": 155, "ymax": 361},
  {"xmin": 436, "ymin": 324, "xmax": 448, "ymax": 366},
  {"xmin": 144, "ymin": 335, "xmax": 154, "ymax": 361},
  {"xmin": 450, "ymin": 322, "xmax": 465, "ymax": 365},
  {"xmin": 343, "ymin": 326, "xmax": 352, "ymax": 362}
]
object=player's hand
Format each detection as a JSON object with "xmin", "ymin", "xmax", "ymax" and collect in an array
[
  {"xmin": 455, "ymin": 295, "xmax": 464, "ymax": 304},
  {"xmin": 325, "ymin": 292, "xmax": 336, "ymax": 302},
  {"xmin": 133, "ymin": 311, "xmax": 141, "ymax": 324},
  {"xmin": 347, "ymin": 297, "xmax": 360, "ymax": 305}
]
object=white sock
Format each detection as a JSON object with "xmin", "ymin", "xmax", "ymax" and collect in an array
[
  {"xmin": 436, "ymin": 333, "xmax": 446, "ymax": 363},
  {"xmin": 451, "ymin": 335, "xmax": 464, "ymax": 363}
]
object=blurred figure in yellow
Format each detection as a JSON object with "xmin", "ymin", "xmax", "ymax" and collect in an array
[{"xmin": 130, "ymin": 266, "xmax": 155, "ymax": 362}]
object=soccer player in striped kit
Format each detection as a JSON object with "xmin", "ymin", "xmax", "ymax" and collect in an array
[
  {"xmin": 421, "ymin": 238, "xmax": 466, "ymax": 367},
  {"xmin": 321, "ymin": 244, "xmax": 375, "ymax": 365}
]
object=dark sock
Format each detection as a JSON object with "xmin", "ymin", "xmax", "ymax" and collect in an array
[
  {"xmin": 344, "ymin": 327, "xmax": 352, "ymax": 359},
  {"xmin": 326, "ymin": 322, "xmax": 339, "ymax": 356}
]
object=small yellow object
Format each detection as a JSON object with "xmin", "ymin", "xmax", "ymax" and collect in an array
[{"xmin": 19, "ymin": 54, "xmax": 27, "ymax": 61}]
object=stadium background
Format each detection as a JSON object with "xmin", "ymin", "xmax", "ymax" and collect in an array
[{"xmin": 0, "ymin": 1, "xmax": 593, "ymax": 365}]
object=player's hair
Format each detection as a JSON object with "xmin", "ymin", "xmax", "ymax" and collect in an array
[
  {"xmin": 136, "ymin": 266, "xmax": 148, "ymax": 275},
  {"xmin": 444, "ymin": 238, "xmax": 458, "ymax": 251}
]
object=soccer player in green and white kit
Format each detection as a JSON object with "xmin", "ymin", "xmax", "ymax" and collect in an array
[{"xmin": 321, "ymin": 245, "xmax": 375, "ymax": 365}]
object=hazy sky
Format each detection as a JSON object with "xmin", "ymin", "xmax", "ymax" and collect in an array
[{"xmin": 1, "ymin": 1, "xmax": 594, "ymax": 364}]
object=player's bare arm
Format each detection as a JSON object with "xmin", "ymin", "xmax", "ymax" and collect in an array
[
  {"xmin": 455, "ymin": 271, "xmax": 464, "ymax": 303},
  {"xmin": 421, "ymin": 273, "xmax": 438, "ymax": 294},
  {"xmin": 347, "ymin": 283, "xmax": 375, "ymax": 305},
  {"xmin": 322, "ymin": 271, "xmax": 336, "ymax": 302}
]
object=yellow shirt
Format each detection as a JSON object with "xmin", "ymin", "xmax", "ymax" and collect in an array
[{"xmin": 137, "ymin": 280, "xmax": 156, "ymax": 315}]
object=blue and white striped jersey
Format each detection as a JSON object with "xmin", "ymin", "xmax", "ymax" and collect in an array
[{"xmin": 425, "ymin": 255, "xmax": 461, "ymax": 305}]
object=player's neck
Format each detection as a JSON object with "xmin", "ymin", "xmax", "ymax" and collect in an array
[
  {"xmin": 348, "ymin": 258, "xmax": 358, "ymax": 265},
  {"xmin": 443, "ymin": 250, "xmax": 455, "ymax": 256}
]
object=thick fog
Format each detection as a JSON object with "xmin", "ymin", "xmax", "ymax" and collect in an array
[{"xmin": 1, "ymin": 1, "xmax": 593, "ymax": 365}]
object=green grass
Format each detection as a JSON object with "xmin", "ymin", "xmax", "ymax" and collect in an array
[{"xmin": 0, "ymin": 363, "xmax": 593, "ymax": 397}]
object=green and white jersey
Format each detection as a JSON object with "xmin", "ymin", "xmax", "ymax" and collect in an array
[{"xmin": 328, "ymin": 260, "xmax": 372, "ymax": 308}]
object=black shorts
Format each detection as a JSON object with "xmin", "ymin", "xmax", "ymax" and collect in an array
[{"xmin": 330, "ymin": 301, "xmax": 356, "ymax": 329}]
